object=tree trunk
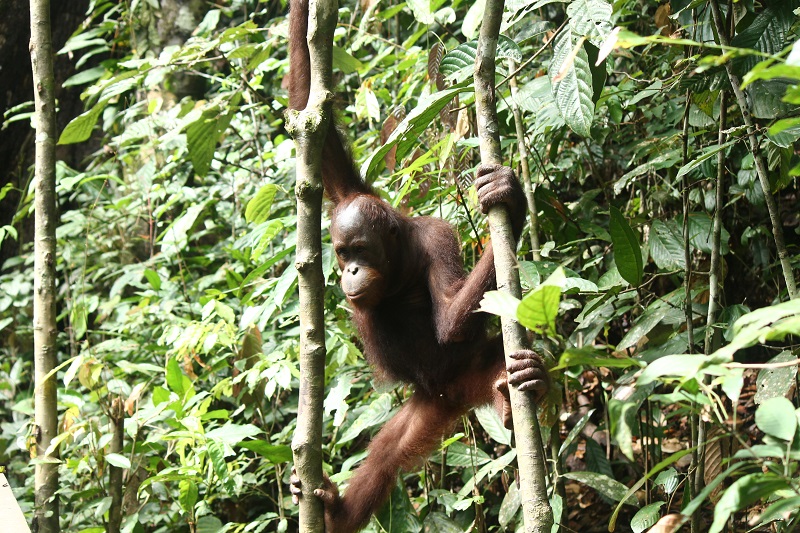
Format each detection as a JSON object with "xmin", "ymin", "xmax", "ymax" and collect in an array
[
  {"xmin": 474, "ymin": 0, "xmax": 553, "ymax": 531},
  {"xmin": 29, "ymin": 0, "xmax": 60, "ymax": 531},
  {"xmin": 107, "ymin": 398, "xmax": 125, "ymax": 533},
  {"xmin": 287, "ymin": 0, "xmax": 338, "ymax": 530}
]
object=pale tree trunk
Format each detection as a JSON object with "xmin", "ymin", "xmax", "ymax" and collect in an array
[
  {"xmin": 474, "ymin": 0, "xmax": 553, "ymax": 531},
  {"xmin": 29, "ymin": 0, "xmax": 60, "ymax": 531},
  {"xmin": 286, "ymin": 0, "xmax": 338, "ymax": 530}
]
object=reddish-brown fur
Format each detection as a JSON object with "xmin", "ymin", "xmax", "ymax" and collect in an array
[{"xmin": 288, "ymin": 3, "xmax": 547, "ymax": 532}]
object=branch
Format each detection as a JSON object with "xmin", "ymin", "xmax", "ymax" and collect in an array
[
  {"xmin": 287, "ymin": 0, "xmax": 338, "ymax": 530},
  {"xmin": 474, "ymin": 0, "xmax": 553, "ymax": 530}
]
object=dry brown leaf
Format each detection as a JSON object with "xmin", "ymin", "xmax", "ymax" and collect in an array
[
  {"xmin": 655, "ymin": 3, "xmax": 673, "ymax": 36},
  {"xmin": 428, "ymin": 42, "xmax": 445, "ymax": 90}
]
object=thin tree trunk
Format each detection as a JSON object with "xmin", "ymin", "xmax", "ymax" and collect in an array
[
  {"xmin": 680, "ymin": 90, "xmax": 701, "ymax": 533},
  {"xmin": 695, "ymin": 90, "xmax": 728, "ymax": 500},
  {"xmin": 708, "ymin": 0, "xmax": 797, "ymax": 300},
  {"xmin": 507, "ymin": 59, "xmax": 540, "ymax": 261},
  {"xmin": 474, "ymin": 1, "xmax": 552, "ymax": 531},
  {"xmin": 30, "ymin": 0, "xmax": 60, "ymax": 531},
  {"xmin": 107, "ymin": 398, "xmax": 125, "ymax": 533},
  {"xmin": 287, "ymin": 0, "xmax": 337, "ymax": 530}
]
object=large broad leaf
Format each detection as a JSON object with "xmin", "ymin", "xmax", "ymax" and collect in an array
[
  {"xmin": 631, "ymin": 502, "xmax": 666, "ymax": 533},
  {"xmin": 205, "ymin": 423, "xmax": 261, "ymax": 446},
  {"xmin": 245, "ymin": 184, "xmax": 278, "ymax": 224},
  {"xmin": 676, "ymin": 140, "xmax": 736, "ymax": 180},
  {"xmin": 439, "ymin": 36, "xmax": 522, "ymax": 84},
  {"xmin": 550, "ymin": 27, "xmax": 595, "ymax": 137},
  {"xmin": 161, "ymin": 203, "xmax": 205, "ymax": 256},
  {"xmin": 421, "ymin": 512, "xmax": 462, "ymax": 533},
  {"xmin": 562, "ymin": 472, "xmax": 638, "ymax": 506},
  {"xmin": 709, "ymin": 474, "xmax": 789, "ymax": 533},
  {"xmin": 360, "ymin": 84, "xmax": 472, "ymax": 179},
  {"xmin": 517, "ymin": 267, "xmax": 565, "ymax": 335},
  {"xmin": 714, "ymin": 299, "xmax": 800, "ymax": 359},
  {"xmin": 58, "ymin": 99, "xmax": 109, "ymax": 145},
  {"xmin": 239, "ymin": 440, "xmax": 293, "ymax": 463},
  {"xmin": 754, "ymin": 397, "xmax": 797, "ymax": 441},
  {"xmin": 616, "ymin": 301, "xmax": 671, "ymax": 351},
  {"xmin": 338, "ymin": 393, "xmax": 394, "ymax": 444},
  {"xmin": 556, "ymin": 347, "xmax": 642, "ymax": 371},
  {"xmin": 731, "ymin": 1, "xmax": 799, "ymax": 77},
  {"xmin": 754, "ymin": 351, "xmax": 797, "ymax": 404},
  {"xmin": 566, "ymin": 0, "xmax": 612, "ymax": 47},
  {"xmin": 474, "ymin": 405, "xmax": 511, "ymax": 445},
  {"xmin": 406, "ymin": 0, "xmax": 434, "ymax": 24},
  {"xmin": 609, "ymin": 206, "xmax": 643, "ymax": 286},
  {"xmin": 187, "ymin": 107, "xmax": 235, "ymax": 177},
  {"xmin": 608, "ymin": 383, "xmax": 654, "ymax": 461},
  {"xmin": 649, "ymin": 219, "xmax": 685, "ymax": 270}
]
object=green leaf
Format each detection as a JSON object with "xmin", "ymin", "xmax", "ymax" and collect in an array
[
  {"xmin": 143, "ymin": 269, "xmax": 161, "ymax": 291},
  {"xmin": 517, "ymin": 268, "xmax": 565, "ymax": 335},
  {"xmin": 654, "ymin": 468, "xmax": 679, "ymax": 494},
  {"xmin": 631, "ymin": 501, "xmax": 665, "ymax": 533},
  {"xmin": 755, "ymin": 397, "xmax": 796, "ymax": 441},
  {"xmin": 609, "ymin": 207, "xmax": 643, "ymax": 286},
  {"xmin": 617, "ymin": 301, "xmax": 671, "ymax": 351},
  {"xmin": 715, "ymin": 299, "xmax": 800, "ymax": 359},
  {"xmin": 361, "ymin": 84, "xmax": 472, "ymax": 179},
  {"xmin": 196, "ymin": 516, "xmax": 224, "ymax": 533},
  {"xmin": 498, "ymin": 481, "xmax": 520, "ymax": 529},
  {"xmin": 730, "ymin": 2, "xmax": 799, "ymax": 77},
  {"xmin": 768, "ymin": 116, "xmax": 800, "ymax": 149},
  {"xmin": 478, "ymin": 290, "xmax": 520, "ymax": 321},
  {"xmin": 754, "ymin": 351, "xmax": 798, "ymax": 404},
  {"xmin": 245, "ymin": 184, "xmax": 278, "ymax": 224},
  {"xmin": 406, "ymin": 0, "xmax": 434, "ymax": 24},
  {"xmin": 638, "ymin": 354, "xmax": 716, "ymax": 386},
  {"xmin": 550, "ymin": 27, "xmax": 595, "ymax": 137},
  {"xmin": 474, "ymin": 405, "xmax": 511, "ymax": 445},
  {"xmin": 58, "ymin": 99, "xmax": 109, "ymax": 145},
  {"xmin": 676, "ymin": 140, "xmax": 736, "ymax": 180},
  {"xmin": 186, "ymin": 107, "xmax": 236, "ymax": 177},
  {"xmin": 338, "ymin": 393, "xmax": 394, "ymax": 444},
  {"xmin": 239, "ymin": 441, "xmax": 292, "ymax": 463},
  {"xmin": 206, "ymin": 423, "xmax": 261, "ymax": 446},
  {"xmin": 161, "ymin": 203, "xmax": 205, "ymax": 255},
  {"xmin": 562, "ymin": 472, "xmax": 638, "ymax": 506},
  {"xmin": 208, "ymin": 440, "xmax": 235, "ymax": 494},
  {"xmin": 556, "ymin": 347, "xmax": 643, "ymax": 370},
  {"xmin": 566, "ymin": 0, "xmax": 612, "ymax": 47},
  {"xmin": 709, "ymin": 474, "xmax": 789, "ymax": 533},
  {"xmin": 649, "ymin": 219, "xmax": 685, "ymax": 270},
  {"xmin": 609, "ymin": 384, "xmax": 653, "ymax": 461},
  {"xmin": 614, "ymin": 149, "xmax": 681, "ymax": 194},
  {"xmin": 758, "ymin": 496, "xmax": 800, "ymax": 527},
  {"xmin": 332, "ymin": 46, "xmax": 363, "ymax": 74},
  {"xmin": 609, "ymin": 448, "xmax": 695, "ymax": 530},
  {"xmin": 71, "ymin": 300, "xmax": 88, "ymax": 340},
  {"xmin": 421, "ymin": 511, "xmax": 463, "ymax": 533},
  {"xmin": 439, "ymin": 37, "xmax": 521, "ymax": 84},
  {"xmin": 166, "ymin": 356, "xmax": 185, "ymax": 396},
  {"xmin": 105, "ymin": 453, "xmax": 131, "ymax": 469},
  {"xmin": 179, "ymin": 479, "xmax": 198, "ymax": 513}
]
